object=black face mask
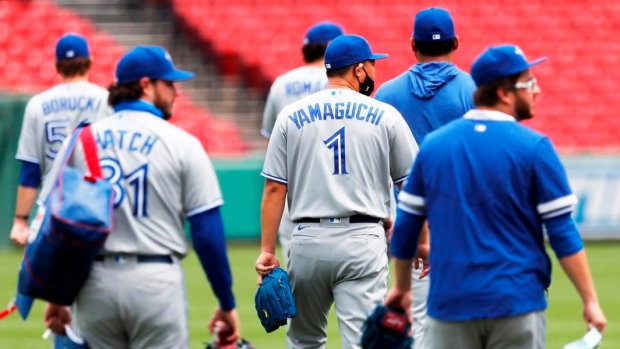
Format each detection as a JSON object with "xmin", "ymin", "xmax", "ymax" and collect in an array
[{"xmin": 357, "ymin": 67, "xmax": 375, "ymax": 96}]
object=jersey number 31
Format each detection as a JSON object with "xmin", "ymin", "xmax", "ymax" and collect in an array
[{"xmin": 100, "ymin": 157, "xmax": 149, "ymax": 217}]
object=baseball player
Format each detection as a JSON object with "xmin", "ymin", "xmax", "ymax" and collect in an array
[
  {"xmin": 42, "ymin": 45, "xmax": 240, "ymax": 349},
  {"xmin": 10, "ymin": 33, "xmax": 112, "ymax": 246},
  {"xmin": 261, "ymin": 21, "xmax": 343, "ymax": 266},
  {"xmin": 385, "ymin": 44, "xmax": 606, "ymax": 349},
  {"xmin": 374, "ymin": 7, "xmax": 476, "ymax": 346},
  {"xmin": 255, "ymin": 34, "xmax": 418, "ymax": 349}
]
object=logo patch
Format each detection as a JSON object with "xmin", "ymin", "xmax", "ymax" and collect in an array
[
  {"xmin": 328, "ymin": 217, "xmax": 341, "ymax": 224},
  {"xmin": 474, "ymin": 124, "xmax": 487, "ymax": 132},
  {"xmin": 66, "ymin": 50, "xmax": 75, "ymax": 58},
  {"xmin": 381, "ymin": 311, "xmax": 406, "ymax": 332},
  {"xmin": 297, "ymin": 226, "xmax": 310, "ymax": 231},
  {"xmin": 432, "ymin": 34, "xmax": 441, "ymax": 40}
]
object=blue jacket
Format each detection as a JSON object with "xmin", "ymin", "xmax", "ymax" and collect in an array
[
  {"xmin": 392, "ymin": 110, "xmax": 583, "ymax": 321},
  {"xmin": 375, "ymin": 62, "xmax": 476, "ymax": 143}
]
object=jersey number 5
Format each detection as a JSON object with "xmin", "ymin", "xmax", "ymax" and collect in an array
[
  {"xmin": 100, "ymin": 157, "xmax": 149, "ymax": 217},
  {"xmin": 324, "ymin": 126, "xmax": 348, "ymax": 175},
  {"xmin": 45, "ymin": 120, "xmax": 69, "ymax": 159}
]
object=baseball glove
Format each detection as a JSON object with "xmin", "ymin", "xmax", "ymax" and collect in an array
[
  {"xmin": 361, "ymin": 305, "xmax": 413, "ymax": 349},
  {"xmin": 254, "ymin": 267, "xmax": 296, "ymax": 333},
  {"xmin": 205, "ymin": 338, "xmax": 256, "ymax": 349}
]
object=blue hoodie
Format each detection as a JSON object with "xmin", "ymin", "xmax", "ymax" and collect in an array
[{"xmin": 375, "ymin": 62, "xmax": 476, "ymax": 143}]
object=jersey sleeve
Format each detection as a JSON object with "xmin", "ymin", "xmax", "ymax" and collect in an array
[
  {"xmin": 534, "ymin": 137, "xmax": 578, "ymax": 219},
  {"xmin": 397, "ymin": 150, "xmax": 426, "ymax": 217},
  {"xmin": 261, "ymin": 111, "xmax": 287, "ymax": 184},
  {"xmin": 389, "ymin": 111, "xmax": 419, "ymax": 184},
  {"xmin": 261, "ymin": 81, "xmax": 281, "ymax": 139},
  {"xmin": 16, "ymin": 100, "xmax": 42, "ymax": 164},
  {"xmin": 182, "ymin": 138, "xmax": 224, "ymax": 218}
]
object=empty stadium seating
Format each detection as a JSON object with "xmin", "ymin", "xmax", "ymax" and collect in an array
[
  {"xmin": 173, "ymin": 0, "xmax": 620, "ymax": 152},
  {"xmin": 0, "ymin": 0, "xmax": 247, "ymax": 155}
]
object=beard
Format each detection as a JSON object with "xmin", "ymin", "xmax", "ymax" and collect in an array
[
  {"xmin": 153, "ymin": 90, "xmax": 173, "ymax": 120},
  {"xmin": 514, "ymin": 94, "xmax": 533, "ymax": 121}
]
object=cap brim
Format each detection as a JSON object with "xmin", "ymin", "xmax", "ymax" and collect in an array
[
  {"xmin": 528, "ymin": 56, "xmax": 547, "ymax": 68},
  {"xmin": 369, "ymin": 53, "xmax": 389, "ymax": 60},
  {"xmin": 160, "ymin": 69, "xmax": 195, "ymax": 82}
]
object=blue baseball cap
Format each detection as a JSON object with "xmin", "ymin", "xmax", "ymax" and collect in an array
[
  {"xmin": 324, "ymin": 35, "xmax": 388, "ymax": 72},
  {"xmin": 471, "ymin": 44, "xmax": 546, "ymax": 86},
  {"xmin": 55, "ymin": 33, "xmax": 89, "ymax": 61},
  {"xmin": 303, "ymin": 22, "xmax": 344, "ymax": 45},
  {"xmin": 413, "ymin": 8, "xmax": 455, "ymax": 42},
  {"xmin": 115, "ymin": 46, "xmax": 195, "ymax": 84}
]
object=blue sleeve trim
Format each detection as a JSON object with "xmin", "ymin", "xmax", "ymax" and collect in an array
[
  {"xmin": 188, "ymin": 207, "xmax": 236, "ymax": 311},
  {"xmin": 260, "ymin": 172, "xmax": 288, "ymax": 184},
  {"xmin": 390, "ymin": 208, "xmax": 426, "ymax": 259},
  {"xmin": 544, "ymin": 212, "xmax": 584, "ymax": 259},
  {"xmin": 19, "ymin": 161, "xmax": 41, "ymax": 188},
  {"xmin": 261, "ymin": 128, "xmax": 271, "ymax": 139},
  {"xmin": 393, "ymin": 174, "xmax": 408, "ymax": 184}
]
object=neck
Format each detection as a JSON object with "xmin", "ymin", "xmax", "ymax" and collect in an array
[
  {"xmin": 327, "ymin": 76, "xmax": 357, "ymax": 92},
  {"xmin": 416, "ymin": 53, "xmax": 453, "ymax": 64},
  {"xmin": 477, "ymin": 105, "xmax": 518, "ymax": 119},
  {"xmin": 62, "ymin": 75, "xmax": 88, "ymax": 83},
  {"xmin": 306, "ymin": 59, "xmax": 324, "ymax": 68}
]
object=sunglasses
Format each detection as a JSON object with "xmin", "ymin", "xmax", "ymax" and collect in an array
[{"xmin": 514, "ymin": 78, "xmax": 538, "ymax": 92}]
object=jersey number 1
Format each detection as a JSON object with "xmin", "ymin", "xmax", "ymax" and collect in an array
[{"xmin": 324, "ymin": 127, "xmax": 348, "ymax": 175}]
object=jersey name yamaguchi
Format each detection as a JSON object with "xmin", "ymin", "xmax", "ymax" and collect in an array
[{"xmin": 288, "ymin": 102, "xmax": 385, "ymax": 129}]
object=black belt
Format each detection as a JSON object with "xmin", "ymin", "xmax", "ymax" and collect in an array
[
  {"xmin": 297, "ymin": 214, "xmax": 381, "ymax": 224},
  {"xmin": 95, "ymin": 255, "xmax": 173, "ymax": 264}
]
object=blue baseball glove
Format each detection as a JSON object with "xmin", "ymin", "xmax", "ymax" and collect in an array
[
  {"xmin": 254, "ymin": 267, "xmax": 296, "ymax": 333},
  {"xmin": 361, "ymin": 305, "xmax": 413, "ymax": 349}
]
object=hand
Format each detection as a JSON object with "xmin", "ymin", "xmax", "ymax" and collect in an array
[
  {"xmin": 44, "ymin": 303, "xmax": 71, "ymax": 335},
  {"xmin": 10, "ymin": 219, "xmax": 29, "ymax": 246},
  {"xmin": 583, "ymin": 300, "xmax": 606, "ymax": 334},
  {"xmin": 384, "ymin": 287, "xmax": 412, "ymax": 321},
  {"xmin": 208, "ymin": 307, "xmax": 240, "ymax": 345},
  {"xmin": 255, "ymin": 251, "xmax": 280, "ymax": 279},
  {"xmin": 414, "ymin": 242, "xmax": 430, "ymax": 279},
  {"xmin": 383, "ymin": 218, "xmax": 394, "ymax": 243}
]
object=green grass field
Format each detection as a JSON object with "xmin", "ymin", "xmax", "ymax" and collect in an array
[{"xmin": 0, "ymin": 241, "xmax": 617, "ymax": 348}]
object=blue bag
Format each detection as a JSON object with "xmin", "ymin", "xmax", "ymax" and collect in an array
[{"xmin": 17, "ymin": 121, "xmax": 113, "ymax": 311}]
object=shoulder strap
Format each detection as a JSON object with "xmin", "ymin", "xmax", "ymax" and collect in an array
[{"xmin": 79, "ymin": 125, "xmax": 103, "ymax": 179}]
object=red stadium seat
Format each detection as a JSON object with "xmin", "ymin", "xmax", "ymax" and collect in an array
[
  {"xmin": 0, "ymin": 1, "xmax": 247, "ymax": 155},
  {"xmin": 168, "ymin": 0, "xmax": 620, "ymax": 150}
]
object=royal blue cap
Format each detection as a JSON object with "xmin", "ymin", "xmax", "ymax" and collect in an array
[
  {"xmin": 55, "ymin": 33, "xmax": 90, "ymax": 61},
  {"xmin": 304, "ymin": 22, "xmax": 344, "ymax": 45},
  {"xmin": 471, "ymin": 44, "xmax": 546, "ymax": 86},
  {"xmin": 413, "ymin": 8, "xmax": 455, "ymax": 42},
  {"xmin": 115, "ymin": 46, "xmax": 195, "ymax": 84},
  {"xmin": 324, "ymin": 34, "xmax": 388, "ymax": 72}
]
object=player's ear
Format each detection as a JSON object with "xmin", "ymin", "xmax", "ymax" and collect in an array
[
  {"xmin": 410, "ymin": 37, "xmax": 416, "ymax": 53},
  {"xmin": 496, "ymin": 85, "xmax": 514, "ymax": 105},
  {"xmin": 355, "ymin": 63, "xmax": 364, "ymax": 77},
  {"xmin": 453, "ymin": 36, "xmax": 459, "ymax": 52}
]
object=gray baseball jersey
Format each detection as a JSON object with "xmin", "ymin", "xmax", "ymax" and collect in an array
[
  {"xmin": 262, "ymin": 88, "xmax": 418, "ymax": 221},
  {"xmin": 40, "ymin": 109, "xmax": 223, "ymax": 256},
  {"xmin": 261, "ymin": 66, "xmax": 327, "ymax": 138},
  {"xmin": 16, "ymin": 81, "xmax": 112, "ymax": 182}
]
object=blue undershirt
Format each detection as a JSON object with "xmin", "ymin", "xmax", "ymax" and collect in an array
[
  {"xmin": 188, "ymin": 207, "xmax": 236, "ymax": 311},
  {"xmin": 19, "ymin": 161, "xmax": 41, "ymax": 188},
  {"xmin": 113, "ymin": 99, "xmax": 164, "ymax": 118}
]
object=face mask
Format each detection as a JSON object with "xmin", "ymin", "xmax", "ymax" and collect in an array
[{"xmin": 358, "ymin": 67, "xmax": 375, "ymax": 96}]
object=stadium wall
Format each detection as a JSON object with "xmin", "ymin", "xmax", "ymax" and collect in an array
[{"xmin": 0, "ymin": 96, "xmax": 619, "ymax": 247}]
